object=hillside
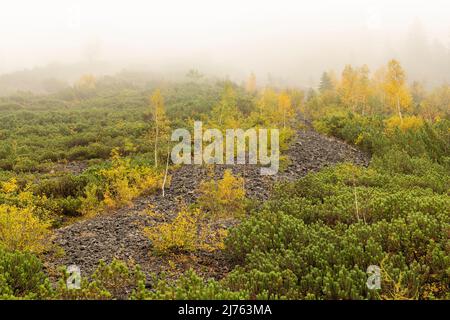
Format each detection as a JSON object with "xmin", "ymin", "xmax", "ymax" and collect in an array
[{"xmin": 0, "ymin": 67, "xmax": 448, "ymax": 300}]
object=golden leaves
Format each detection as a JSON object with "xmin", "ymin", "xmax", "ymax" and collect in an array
[
  {"xmin": 0, "ymin": 204, "xmax": 51, "ymax": 253},
  {"xmin": 197, "ymin": 169, "xmax": 246, "ymax": 219}
]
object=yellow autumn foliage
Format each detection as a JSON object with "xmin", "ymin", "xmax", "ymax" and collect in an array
[
  {"xmin": 1, "ymin": 177, "xmax": 56, "ymax": 221},
  {"xmin": 278, "ymin": 92, "xmax": 294, "ymax": 128},
  {"xmin": 76, "ymin": 74, "xmax": 96, "ymax": 90},
  {"xmin": 0, "ymin": 204, "xmax": 51, "ymax": 253},
  {"xmin": 0, "ymin": 176, "xmax": 53, "ymax": 253},
  {"xmin": 383, "ymin": 60, "xmax": 412, "ymax": 118},
  {"xmin": 80, "ymin": 184, "xmax": 101, "ymax": 216},
  {"xmin": 144, "ymin": 207, "xmax": 227, "ymax": 254},
  {"xmin": 197, "ymin": 169, "xmax": 246, "ymax": 219},
  {"xmin": 1, "ymin": 178, "xmax": 19, "ymax": 194},
  {"xmin": 100, "ymin": 149, "xmax": 163, "ymax": 210},
  {"xmin": 79, "ymin": 149, "xmax": 164, "ymax": 216},
  {"xmin": 384, "ymin": 115, "xmax": 424, "ymax": 133}
]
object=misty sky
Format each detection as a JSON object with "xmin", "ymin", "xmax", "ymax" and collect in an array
[{"xmin": 0, "ymin": 0, "xmax": 449, "ymax": 86}]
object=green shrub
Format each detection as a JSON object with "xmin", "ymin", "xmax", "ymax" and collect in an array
[
  {"xmin": 55, "ymin": 259, "xmax": 147, "ymax": 300},
  {"xmin": 141, "ymin": 269, "xmax": 248, "ymax": 300},
  {"xmin": 34, "ymin": 175, "xmax": 88, "ymax": 198},
  {"xmin": 56, "ymin": 196, "xmax": 83, "ymax": 216},
  {"xmin": 223, "ymin": 161, "xmax": 450, "ymax": 299},
  {"xmin": 0, "ymin": 247, "xmax": 52, "ymax": 299}
]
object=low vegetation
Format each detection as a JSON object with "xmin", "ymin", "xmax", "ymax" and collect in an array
[{"xmin": 0, "ymin": 59, "xmax": 448, "ymax": 299}]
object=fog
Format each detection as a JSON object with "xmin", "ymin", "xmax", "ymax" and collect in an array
[{"xmin": 0, "ymin": 0, "xmax": 449, "ymax": 90}]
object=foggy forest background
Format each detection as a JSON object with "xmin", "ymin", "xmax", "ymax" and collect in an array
[{"xmin": 0, "ymin": 0, "xmax": 448, "ymax": 95}]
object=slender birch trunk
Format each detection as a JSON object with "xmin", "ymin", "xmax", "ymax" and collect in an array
[{"xmin": 397, "ymin": 94, "xmax": 403, "ymax": 124}]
